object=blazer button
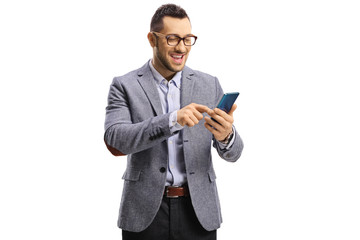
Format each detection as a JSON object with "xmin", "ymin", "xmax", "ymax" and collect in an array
[{"xmin": 159, "ymin": 167, "xmax": 166, "ymax": 173}]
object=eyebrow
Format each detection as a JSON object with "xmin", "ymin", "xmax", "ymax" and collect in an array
[{"xmin": 168, "ymin": 33, "xmax": 195, "ymax": 37}]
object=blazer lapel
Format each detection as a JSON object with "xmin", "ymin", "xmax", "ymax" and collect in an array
[
  {"xmin": 180, "ymin": 66, "xmax": 196, "ymax": 167},
  {"xmin": 180, "ymin": 66, "xmax": 195, "ymax": 108},
  {"xmin": 137, "ymin": 63, "xmax": 163, "ymax": 116}
]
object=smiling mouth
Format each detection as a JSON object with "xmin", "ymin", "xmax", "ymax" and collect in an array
[{"xmin": 170, "ymin": 54, "xmax": 185, "ymax": 64}]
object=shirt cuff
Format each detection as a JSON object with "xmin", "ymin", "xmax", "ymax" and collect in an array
[
  {"xmin": 169, "ymin": 110, "xmax": 184, "ymax": 134},
  {"xmin": 217, "ymin": 126, "xmax": 236, "ymax": 150}
]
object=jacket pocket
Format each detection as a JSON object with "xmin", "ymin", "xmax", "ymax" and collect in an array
[
  {"xmin": 122, "ymin": 168, "xmax": 141, "ymax": 182},
  {"xmin": 208, "ymin": 169, "xmax": 217, "ymax": 182}
]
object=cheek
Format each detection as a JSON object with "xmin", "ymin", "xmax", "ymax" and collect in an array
[
  {"xmin": 158, "ymin": 48, "xmax": 169, "ymax": 60},
  {"xmin": 184, "ymin": 52, "xmax": 190, "ymax": 60}
]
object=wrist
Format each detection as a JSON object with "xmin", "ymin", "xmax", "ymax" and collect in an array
[
  {"xmin": 219, "ymin": 129, "xmax": 234, "ymax": 145},
  {"xmin": 169, "ymin": 111, "xmax": 184, "ymax": 133}
]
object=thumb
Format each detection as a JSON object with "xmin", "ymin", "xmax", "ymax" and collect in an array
[{"xmin": 228, "ymin": 104, "xmax": 237, "ymax": 116}]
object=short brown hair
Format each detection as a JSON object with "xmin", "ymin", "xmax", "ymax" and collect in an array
[{"xmin": 150, "ymin": 4, "xmax": 190, "ymax": 32}]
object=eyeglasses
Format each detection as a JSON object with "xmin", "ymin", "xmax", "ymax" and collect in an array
[{"xmin": 152, "ymin": 32, "xmax": 198, "ymax": 46}]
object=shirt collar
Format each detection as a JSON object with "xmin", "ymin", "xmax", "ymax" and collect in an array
[{"xmin": 149, "ymin": 60, "xmax": 182, "ymax": 88}]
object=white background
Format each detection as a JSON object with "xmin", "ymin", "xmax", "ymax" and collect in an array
[{"xmin": 1, "ymin": 0, "xmax": 359, "ymax": 239}]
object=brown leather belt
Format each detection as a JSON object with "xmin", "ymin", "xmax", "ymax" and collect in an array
[{"xmin": 164, "ymin": 185, "xmax": 189, "ymax": 198}]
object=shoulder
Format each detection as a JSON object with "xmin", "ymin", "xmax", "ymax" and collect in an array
[
  {"xmin": 184, "ymin": 65, "xmax": 216, "ymax": 79},
  {"xmin": 184, "ymin": 66, "xmax": 220, "ymax": 87},
  {"xmin": 113, "ymin": 67, "xmax": 143, "ymax": 83}
]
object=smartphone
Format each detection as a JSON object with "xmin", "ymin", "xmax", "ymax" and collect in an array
[
  {"xmin": 211, "ymin": 92, "xmax": 239, "ymax": 124},
  {"xmin": 216, "ymin": 92, "xmax": 239, "ymax": 113}
]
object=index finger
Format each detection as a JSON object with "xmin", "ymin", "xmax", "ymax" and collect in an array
[{"xmin": 193, "ymin": 104, "xmax": 212, "ymax": 114}]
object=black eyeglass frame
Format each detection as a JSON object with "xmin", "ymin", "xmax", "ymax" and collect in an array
[{"xmin": 152, "ymin": 32, "xmax": 198, "ymax": 46}]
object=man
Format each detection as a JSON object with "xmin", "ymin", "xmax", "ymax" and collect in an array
[{"xmin": 104, "ymin": 4, "xmax": 244, "ymax": 240}]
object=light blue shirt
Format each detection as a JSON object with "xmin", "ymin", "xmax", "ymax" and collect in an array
[
  {"xmin": 149, "ymin": 60, "xmax": 235, "ymax": 186},
  {"xmin": 149, "ymin": 61, "xmax": 186, "ymax": 186}
]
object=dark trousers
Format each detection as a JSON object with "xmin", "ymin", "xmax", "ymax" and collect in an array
[{"xmin": 122, "ymin": 196, "xmax": 216, "ymax": 240}]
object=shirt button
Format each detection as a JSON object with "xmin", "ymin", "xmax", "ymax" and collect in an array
[
  {"xmin": 169, "ymin": 140, "xmax": 173, "ymax": 144},
  {"xmin": 160, "ymin": 167, "xmax": 166, "ymax": 173}
]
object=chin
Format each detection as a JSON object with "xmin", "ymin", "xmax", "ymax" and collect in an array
[{"xmin": 173, "ymin": 62, "xmax": 186, "ymax": 70}]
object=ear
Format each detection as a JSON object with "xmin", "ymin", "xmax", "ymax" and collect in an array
[{"xmin": 147, "ymin": 32, "xmax": 156, "ymax": 47}]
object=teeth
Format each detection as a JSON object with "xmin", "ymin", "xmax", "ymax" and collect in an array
[{"xmin": 172, "ymin": 55, "xmax": 182, "ymax": 59}]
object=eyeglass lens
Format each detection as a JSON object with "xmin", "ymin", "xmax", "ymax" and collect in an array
[{"xmin": 167, "ymin": 36, "xmax": 196, "ymax": 46}]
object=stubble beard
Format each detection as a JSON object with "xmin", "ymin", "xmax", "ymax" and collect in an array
[{"xmin": 155, "ymin": 41, "xmax": 186, "ymax": 74}]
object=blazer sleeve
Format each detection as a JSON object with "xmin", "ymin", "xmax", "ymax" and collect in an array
[
  {"xmin": 104, "ymin": 77, "xmax": 172, "ymax": 155},
  {"xmin": 212, "ymin": 77, "xmax": 244, "ymax": 162}
]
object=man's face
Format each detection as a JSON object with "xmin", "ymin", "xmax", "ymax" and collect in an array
[{"xmin": 150, "ymin": 16, "xmax": 192, "ymax": 79}]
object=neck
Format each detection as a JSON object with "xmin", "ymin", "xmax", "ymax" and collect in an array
[{"xmin": 151, "ymin": 59, "xmax": 176, "ymax": 81}]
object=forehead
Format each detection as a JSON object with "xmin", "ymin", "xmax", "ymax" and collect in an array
[{"xmin": 161, "ymin": 16, "xmax": 192, "ymax": 35}]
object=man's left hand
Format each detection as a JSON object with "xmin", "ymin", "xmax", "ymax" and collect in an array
[{"xmin": 204, "ymin": 104, "xmax": 237, "ymax": 142}]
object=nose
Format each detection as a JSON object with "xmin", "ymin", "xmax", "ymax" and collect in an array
[{"xmin": 175, "ymin": 39, "xmax": 187, "ymax": 52}]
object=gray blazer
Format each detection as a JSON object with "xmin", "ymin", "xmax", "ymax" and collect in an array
[{"xmin": 104, "ymin": 62, "xmax": 244, "ymax": 232}]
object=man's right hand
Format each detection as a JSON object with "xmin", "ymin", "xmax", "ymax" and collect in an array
[{"xmin": 177, "ymin": 103, "xmax": 212, "ymax": 127}]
